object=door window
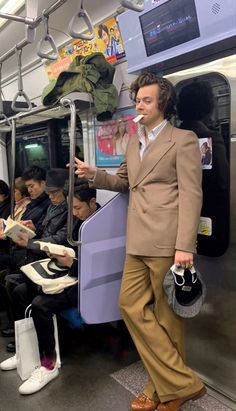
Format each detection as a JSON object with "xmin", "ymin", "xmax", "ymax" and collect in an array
[{"xmin": 175, "ymin": 73, "xmax": 230, "ymax": 257}]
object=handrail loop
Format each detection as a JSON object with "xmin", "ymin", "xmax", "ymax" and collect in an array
[
  {"xmin": 68, "ymin": 0, "xmax": 94, "ymax": 40},
  {"xmin": 11, "ymin": 47, "xmax": 32, "ymax": 113},
  {"xmin": 37, "ymin": 11, "xmax": 58, "ymax": 61},
  {"xmin": 0, "ymin": 63, "xmax": 11, "ymax": 129},
  {"xmin": 60, "ymin": 97, "xmax": 81, "ymax": 248}
]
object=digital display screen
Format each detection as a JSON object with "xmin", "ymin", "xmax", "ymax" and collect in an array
[{"xmin": 140, "ymin": 0, "xmax": 200, "ymax": 57}]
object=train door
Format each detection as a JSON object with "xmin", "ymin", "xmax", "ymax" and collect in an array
[{"xmin": 167, "ymin": 55, "xmax": 236, "ymax": 406}]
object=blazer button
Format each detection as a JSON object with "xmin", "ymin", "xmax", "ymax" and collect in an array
[{"xmin": 132, "ymin": 188, "xmax": 137, "ymax": 192}]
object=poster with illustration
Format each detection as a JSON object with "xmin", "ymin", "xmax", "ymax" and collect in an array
[
  {"xmin": 45, "ymin": 16, "xmax": 126, "ymax": 80},
  {"xmin": 95, "ymin": 108, "xmax": 137, "ymax": 167},
  {"xmin": 199, "ymin": 137, "xmax": 212, "ymax": 169}
]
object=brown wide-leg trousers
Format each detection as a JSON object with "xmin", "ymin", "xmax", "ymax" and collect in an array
[{"xmin": 119, "ymin": 254, "xmax": 204, "ymax": 403}]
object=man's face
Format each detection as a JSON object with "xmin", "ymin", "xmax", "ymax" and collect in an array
[
  {"xmin": 48, "ymin": 189, "xmax": 65, "ymax": 205},
  {"xmin": 72, "ymin": 196, "xmax": 96, "ymax": 221},
  {"xmin": 135, "ymin": 83, "xmax": 164, "ymax": 130},
  {"xmin": 25, "ymin": 179, "xmax": 45, "ymax": 199}
]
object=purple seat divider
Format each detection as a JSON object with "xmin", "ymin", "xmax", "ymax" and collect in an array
[{"xmin": 78, "ymin": 193, "xmax": 129, "ymax": 324}]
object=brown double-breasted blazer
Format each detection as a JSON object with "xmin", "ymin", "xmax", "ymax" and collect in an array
[{"xmin": 93, "ymin": 123, "xmax": 202, "ymax": 257}]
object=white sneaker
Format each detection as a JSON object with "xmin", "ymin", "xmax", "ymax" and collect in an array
[
  {"xmin": 0, "ymin": 355, "xmax": 17, "ymax": 370},
  {"xmin": 19, "ymin": 366, "xmax": 59, "ymax": 395}
]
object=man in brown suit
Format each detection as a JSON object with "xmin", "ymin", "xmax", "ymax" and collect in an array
[{"xmin": 74, "ymin": 73, "xmax": 206, "ymax": 411}]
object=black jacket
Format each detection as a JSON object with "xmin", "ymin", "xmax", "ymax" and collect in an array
[
  {"xmin": 27, "ymin": 200, "xmax": 68, "ymax": 260},
  {"xmin": 22, "ymin": 192, "xmax": 50, "ymax": 233},
  {"xmin": 10, "ymin": 192, "xmax": 50, "ymax": 271},
  {"xmin": 0, "ymin": 197, "xmax": 11, "ymax": 220},
  {"xmin": 69, "ymin": 203, "xmax": 101, "ymax": 278}
]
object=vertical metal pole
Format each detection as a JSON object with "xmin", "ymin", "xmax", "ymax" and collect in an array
[
  {"xmin": 10, "ymin": 118, "xmax": 16, "ymax": 218},
  {"xmin": 60, "ymin": 97, "xmax": 81, "ymax": 246}
]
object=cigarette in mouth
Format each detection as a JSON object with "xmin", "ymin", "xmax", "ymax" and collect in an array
[{"xmin": 133, "ymin": 114, "xmax": 144, "ymax": 123}]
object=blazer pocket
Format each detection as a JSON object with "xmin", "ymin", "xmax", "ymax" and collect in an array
[{"xmin": 153, "ymin": 208, "xmax": 178, "ymax": 248}]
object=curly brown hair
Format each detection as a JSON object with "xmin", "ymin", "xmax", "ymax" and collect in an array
[{"xmin": 130, "ymin": 72, "xmax": 176, "ymax": 120}]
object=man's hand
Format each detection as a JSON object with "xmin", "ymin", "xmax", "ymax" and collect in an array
[
  {"xmin": 47, "ymin": 251, "xmax": 74, "ymax": 268},
  {"xmin": 69, "ymin": 157, "xmax": 96, "ymax": 180},
  {"xmin": 20, "ymin": 220, "xmax": 36, "ymax": 231},
  {"xmin": 174, "ymin": 250, "xmax": 193, "ymax": 269}
]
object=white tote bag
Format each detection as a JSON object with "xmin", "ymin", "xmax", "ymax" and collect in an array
[{"xmin": 15, "ymin": 305, "xmax": 61, "ymax": 381}]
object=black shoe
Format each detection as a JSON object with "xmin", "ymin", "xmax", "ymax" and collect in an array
[
  {"xmin": 1, "ymin": 328, "xmax": 14, "ymax": 338},
  {"xmin": 6, "ymin": 341, "xmax": 15, "ymax": 353}
]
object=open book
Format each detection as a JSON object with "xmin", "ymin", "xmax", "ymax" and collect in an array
[
  {"xmin": 34, "ymin": 241, "xmax": 76, "ymax": 258},
  {"xmin": 0, "ymin": 217, "xmax": 36, "ymax": 242}
]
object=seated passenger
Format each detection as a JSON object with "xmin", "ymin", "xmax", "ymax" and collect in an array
[
  {"xmin": 14, "ymin": 177, "xmax": 31, "ymax": 221},
  {"xmin": 0, "ymin": 178, "xmax": 30, "ymax": 336},
  {"xmin": 0, "ymin": 179, "xmax": 100, "ymax": 395},
  {"xmin": 0, "ymin": 177, "xmax": 30, "ymax": 261},
  {"xmin": 9, "ymin": 165, "xmax": 50, "ymax": 272},
  {"xmin": 0, "ymin": 180, "xmax": 11, "ymax": 220},
  {"xmin": 0, "ymin": 180, "xmax": 11, "ymax": 252},
  {"xmin": 2, "ymin": 168, "xmax": 69, "ymax": 349},
  {"xmin": 14, "ymin": 168, "xmax": 69, "ymax": 262}
]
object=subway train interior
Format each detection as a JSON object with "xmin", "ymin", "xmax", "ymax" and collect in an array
[{"xmin": 0, "ymin": 0, "xmax": 235, "ymax": 410}]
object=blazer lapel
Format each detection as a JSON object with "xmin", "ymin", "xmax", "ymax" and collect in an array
[{"xmin": 131, "ymin": 123, "xmax": 175, "ymax": 186}]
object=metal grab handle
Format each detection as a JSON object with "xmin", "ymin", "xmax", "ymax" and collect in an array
[
  {"xmin": 37, "ymin": 13, "xmax": 58, "ymax": 60},
  {"xmin": 60, "ymin": 96, "xmax": 81, "ymax": 248},
  {"xmin": 37, "ymin": 34, "xmax": 58, "ymax": 60},
  {"xmin": 68, "ymin": 0, "xmax": 94, "ymax": 40},
  {"xmin": 120, "ymin": 0, "xmax": 144, "ymax": 12},
  {"xmin": 11, "ymin": 90, "xmax": 32, "ymax": 112},
  {"xmin": 11, "ymin": 47, "xmax": 32, "ymax": 113}
]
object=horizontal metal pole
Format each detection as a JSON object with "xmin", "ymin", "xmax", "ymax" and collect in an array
[
  {"xmin": 0, "ymin": 38, "xmax": 29, "ymax": 63},
  {"xmin": 0, "ymin": 0, "xmax": 69, "ymax": 63},
  {"xmin": 0, "ymin": 11, "xmax": 34, "ymax": 25}
]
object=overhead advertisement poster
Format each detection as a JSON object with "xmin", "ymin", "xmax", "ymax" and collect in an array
[
  {"xmin": 94, "ymin": 108, "xmax": 137, "ymax": 167},
  {"xmin": 45, "ymin": 17, "xmax": 126, "ymax": 81}
]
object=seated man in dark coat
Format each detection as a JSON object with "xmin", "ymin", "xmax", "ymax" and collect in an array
[
  {"xmin": 9, "ymin": 165, "xmax": 50, "ymax": 272},
  {"xmin": 0, "ymin": 179, "xmax": 100, "ymax": 396},
  {"xmin": 15, "ymin": 168, "xmax": 69, "ymax": 263}
]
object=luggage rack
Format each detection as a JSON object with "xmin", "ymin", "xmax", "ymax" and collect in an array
[{"xmin": 0, "ymin": 92, "xmax": 93, "ymax": 130}]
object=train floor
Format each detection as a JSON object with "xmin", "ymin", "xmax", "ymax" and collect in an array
[{"xmin": 0, "ymin": 309, "xmax": 233, "ymax": 411}]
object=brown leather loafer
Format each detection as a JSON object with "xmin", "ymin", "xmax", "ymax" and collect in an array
[
  {"xmin": 130, "ymin": 393, "xmax": 159, "ymax": 411},
  {"xmin": 157, "ymin": 386, "xmax": 206, "ymax": 411}
]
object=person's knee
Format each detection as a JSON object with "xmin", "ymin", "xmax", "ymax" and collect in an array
[
  {"xmin": 31, "ymin": 295, "xmax": 44, "ymax": 314},
  {"xmin": 119, "ymin": 291, "xmax": 132, "ymax": 315}
]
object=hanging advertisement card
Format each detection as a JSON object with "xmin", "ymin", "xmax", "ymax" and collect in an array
[{"xmin": 45, "ymin": 17, "xmax": 126, "ymax": 80}]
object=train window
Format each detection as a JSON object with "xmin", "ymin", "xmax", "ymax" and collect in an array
[
  {"xmin": 6, "ymin": 115, "xmax": 83, "ymax": 176},
  {"xmin": 175, "ymin": 73, "xmax": 230, "ymax": 257},
  {"xmin": 56, "ymin": 116, "xmax": 84, "ymax": 166},
  {"xmin": 6, "ymin": 124, "xmax": 50, "ymax": 177}
]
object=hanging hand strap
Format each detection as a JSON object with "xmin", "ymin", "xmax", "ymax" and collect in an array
[
  {"xmin": 68, "ymin": 0, "xmax": 94, "ymax": 40},
  {"xmin": 37, "ymin": 12, "xmax": 58, "ymax": 61},
  {"xmin": 11, "ymin": 48, "xmax": 32, "ymax": 113}
]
